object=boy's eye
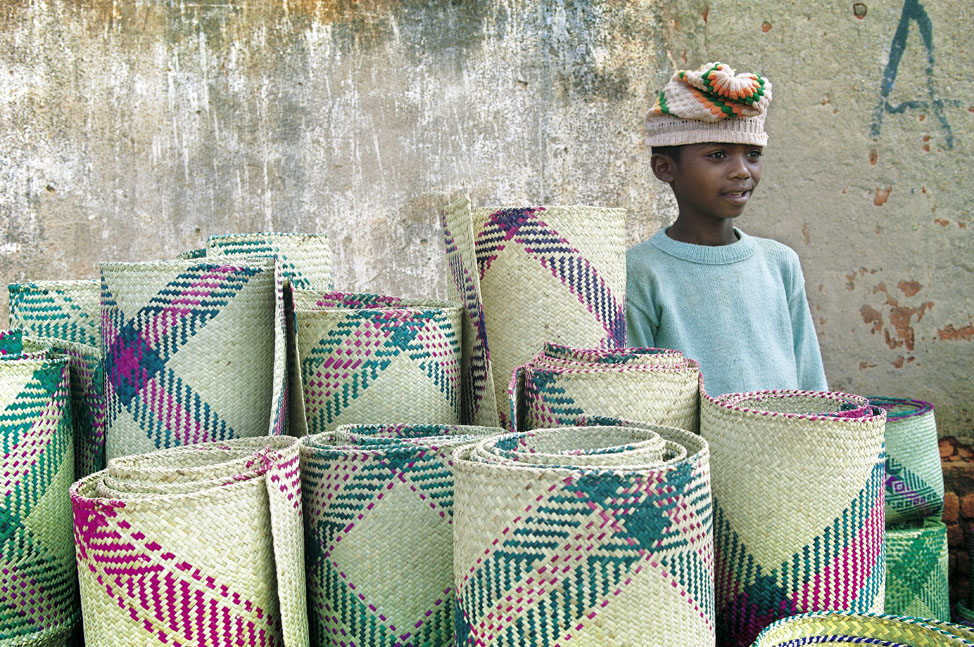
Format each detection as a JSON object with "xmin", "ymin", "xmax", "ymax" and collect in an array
[
  {"xmin": 747, "ymin": 149, "xmax": 763, "ymax": 158},
  {"xmin": 707, "ymin": 151, "xmax": 727, "ymax": 159}
]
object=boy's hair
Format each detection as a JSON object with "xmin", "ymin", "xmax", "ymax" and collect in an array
[{"xmin": 651, "ymin": 145, "xmax": 681, "ymax": 160}]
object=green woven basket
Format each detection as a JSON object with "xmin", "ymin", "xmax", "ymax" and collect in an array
[
  {"xmin": 8, "ymin": 280, "xmax": 101, "ymax": 347},
  {"xmin": 207, "ymin": 232, "xmax": 334, "ymax": 290},
  {"xmin": 751, "ymin": 611, "xmax": 974, "ymax": 646},
  {"xmin": 886, "ymin": 518, "xmax": 950, "ymax": 621}
]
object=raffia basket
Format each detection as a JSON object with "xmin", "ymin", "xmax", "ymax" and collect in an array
[
  {"xmin": 301, "ymin": 424, "xmax": 502, "ymax": 647},
  {"xmin": 100, "ymin": 257, "xmax": 288, "ymax": 461},
  {"xmin": 751, "ymin": 611, "xmax": 974, "ymax": 646},
  {"xmin": 886, "ymin": 518, "xmax": 950, "ymax": 621},
  {"xmin": 441, "ymin": 196, "xmax": 627, "ymax": 428},
  {"xmin": 453, "ymin": 420, "xmax": 715, "ymax": 647},
  {"xmin": 870, "ymin": 397, "xmax": 944, "ymax": 524},
  {"xmin": 71, "ymin": 436, "xmax": 308, "ymax": 646},
  {"xmin": 509, "ymin": 342, "xmax": 700, "ymax": 432},
  {"xmin": 207, "ymin": 232, "xmax": 334, "ymax": 290},
  {"xmin": 700, "ymin": 390, "xmax": 887, "ymax": 647},
  {"xmin": 0, "ymin": 330, "xmax": 80, "ymax": 645},
  {"xmin": 8, "ymin": 280, "xmax": 102, "ymax": 347}
]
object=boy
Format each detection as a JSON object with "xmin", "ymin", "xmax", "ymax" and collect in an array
[{"xmin": 627, "ymin": 62, "xmax": 827, "ymax": 396}]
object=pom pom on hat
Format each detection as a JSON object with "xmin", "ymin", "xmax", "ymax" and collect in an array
[{"xmin": 645, "ymin": 62, "xmax": 773, "ymax": 147}]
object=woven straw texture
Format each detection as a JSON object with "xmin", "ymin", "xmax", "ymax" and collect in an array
[
  {"xmin": 509, "ymin": 342, "xmax": 700, "ymax": 433},
  {"xmin": 0, "ymin": 331, "xmax": 80, "ymax": 645},
  {"xmin": 71, "ymin": 436, "xmax": 309, "ymax": 646},
  {"xmin": 8, "ymin": 280, "xmax": 102, "ymax": 348},
  {"xmin": 701, "ymin": 390, "xmax": 887, "ymax": 647},
  {"xmin": 870, "ymin": 397, "xmax": 944, "ymax": 524},
  {"xmin": 291, "ymin": 290, "xmax": 462, "ymax": 436},
  {"xmin": 751, "ymin": 611, "xmax": 974, "ymax": 646},
  {"xmin": 100, "ymin": 258, "xmax": 288, "ymax": 461},
  {"xmin": 301, "ymin": 424, "xmax": 502, "ymax": 647},
  {"xmin": 885, "ymin": 519, "xmax": 950, "ymax": 621},
  {"xmin": 441, "ymin": 196, "xmax": 627, "ymax": 428},
  {"xmin": 453, "ymin": 420, "xmax": 715, "ymax": 647},
  {"xmin": 207, "ymin": 232, "xmax": 334, "ymax": 290}
]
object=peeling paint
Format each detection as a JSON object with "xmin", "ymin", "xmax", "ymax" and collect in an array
[
  {"xmin": 939, "ymin": 325, "xmax": 974, "ymax": 342},
  {"xmin": 874, "ymin": 186, "xmax": 892, "ymax": 206},
  {"xmin": 898, "ymin": 280, "xmax": 922, "ymax": 297}
]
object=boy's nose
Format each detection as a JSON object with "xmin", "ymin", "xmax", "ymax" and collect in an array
[{"xmin": 728, "ymin": 155, "xmax": 751, "ymax": 178}]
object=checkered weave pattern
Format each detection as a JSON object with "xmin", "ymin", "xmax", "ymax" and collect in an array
[
  {"xmin": 291, "ymin": 289, "xmax": 462, "ymax": 436},
  {"xmin": 869, "ymin": 397, "xmax": 944, "ymax": 524},
  {"xmin": 100, "ymin": 258, "xmax": 288, "ymax": 461},
  {"xmin": 751, "ymin": 611, "xmax": 974, "ymax": 646},
  {"xmin": 207, "ymin": 232, "xmax": 334, "ymax": 290},
  {"xmin": 300, "ymin": 424, "xmax": 502, "ymax": 647},
  {"xmin": 8, "ymin": 280, "xmax": 101, "ymax": 347},
  {"xmin": 71, "ymin": 436, "xmax": 309, "ymax": 646},
  {"xmin": 701, "ymin": 390, "xmax": 887, "ymax": 647},
  {"xmin": 885, "ymin": 518, "xmax": 950, "ymax": 621},
  {"xmin": 508, "ymin": 343, "xmax": 700, "ymax": 433},
  {"xmin": 453, "ymin": 420, "xmax": 715, "ymax": 647},
  {"xmin": 0, "ymin": 331, "xmax": 80, "ymax": 645},
  {"xmin": 441, "ymin": 196, "xmax": 627, "ymax": 428}
]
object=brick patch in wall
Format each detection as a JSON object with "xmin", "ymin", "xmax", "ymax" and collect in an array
[{"xmin": 940, "ymin": 436, "xmax": 974, "ymax": 607}]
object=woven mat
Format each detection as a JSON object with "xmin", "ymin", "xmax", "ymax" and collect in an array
[
  {"xmin": 751, "ymin": 611, "xmax": 974, "ymax": 646},
  {"xmin": 700, "ymin": 390, "xmax": 887, "ymax": 647},
  {"xmin": 301, "ymin": 424, "xmax": 502, "ymax": 647},
  {"xmin": 8, "ymin": 280, "xmax": 101, "ymax": 347},
  {"xmin": 207, "ymin": 232, "xmax": 333, "ymax": 291},
  {"xmin": 291, "ymin": 290, "xmax": 463, "ymax": 435},
  {"xmin": 0, "ymin": 331, "xmax": 80, "ymax": 645},
  {"xmin": 100, "ymin": 257, "xmax": 288, "ymax": 461},
  {"xmin": 870, "ymin": 396, "xmax": 944, "ymax": 524},
  {"xmin": 886, "ymin": 518, "xmax": 950, "ymax": 621},
  {"xmin": 453, "ymin": 420, "xmax": 715, "ymax": 646},
  {"xmin": 509, "ymin": 342, "xmax": 700, "ymax": 432},
  {"xmin": 71, "ymin": 436, "xmax": 308, "ymax": 646},
  {"xmin": 441, "ymin": 196, "xmax": 627, "ymax": 428}
]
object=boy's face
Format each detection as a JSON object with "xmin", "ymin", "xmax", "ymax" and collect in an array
[{"xmin": 653, "ymin": 142, "xmax": 763, "ymax": 223}]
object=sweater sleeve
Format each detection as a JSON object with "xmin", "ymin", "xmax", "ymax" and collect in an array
[
  {"xmin": 786, "ymin": 256, "xmax": 829, "ymax": 391},
  {"xmin": 625, "ymin": 246, "xmax": 658, "ymax": 348},
  {"xmin": 626, "ymin": 300, "xmax": 656, "ymax": 348}
]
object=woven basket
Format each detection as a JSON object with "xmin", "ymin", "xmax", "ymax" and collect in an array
[
  {"xmin": 886, "ymin": 518, "xmax": 950, "ymax": 621},
  {"xmin": 751, "ymin": 611, "xmax": 974, "ymax": 646},
  {"xmin": 0, "ymin": 331, "xmax": 80, "ymax": 645},
  {"xmin": 441, "ymin": 196, "xmax": 627, "ymax": 428},
  {"xmin": 301, "ymin": 424, "xmax": 502, "ymax": 647},
  {"xmin": 509, "ymin": 342, "xmax": 700, "ymax": 433},
  {"xmin": 870, "ymin": 397, "xmax": 944, "ymax": 524},
  {"xmin": 207, "ymin": 232, "xmax": 334, "ymax": 290},
  {"xmin": 71, "ymin": 436, "xmax": 308, "ymax": 646},
  {"xmin": 291, "ymin": 289, "xmax": 463, "ymax": 436},
  {"xmin": 100, "ymin": 257, "xmax": 288, "ymax": 460},
  {"xmin": 700, "ymin": 390, "xmax": 887, "ymax": 647},
  {"xmin": 8, "ymin": 280, "xmax": 102, "ymax": 347},
  {"xmin": 453, "ymin": 420, "xmax": 715, "ymax": 646}
]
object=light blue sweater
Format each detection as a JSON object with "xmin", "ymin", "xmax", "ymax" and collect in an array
[{"xmin": 626, "ymin": 227, "xmax": 828, "ymax": 396}]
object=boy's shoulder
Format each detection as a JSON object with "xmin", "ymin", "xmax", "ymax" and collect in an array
[{"xmin": 747, "ymin": 233, "xmax": 801, "ymax": 267}]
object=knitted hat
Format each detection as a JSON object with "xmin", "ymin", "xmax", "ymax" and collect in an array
[{"xmin": 645, "ymin": 62, "xmax": 772, "ymax": 147}]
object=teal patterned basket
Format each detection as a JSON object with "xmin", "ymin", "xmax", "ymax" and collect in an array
[
  {"xmin": 886, "ymin": 518, "xmax": 950, "ymax": 621},
  {"xmin": 207, "ymin": 232, "xmax": 334, "ymax": 290},
  {"xmin": 751, "ymin": 611, "xmax": 974, "ymax": 646},
  {"xmin": 8, "ymin": 280, "xmax": 101, "ymax": 347}
]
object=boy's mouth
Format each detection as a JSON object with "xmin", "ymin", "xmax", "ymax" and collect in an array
[{"xmin": 722, "ymin": 188, "xmax": 752, "ymax": 204}]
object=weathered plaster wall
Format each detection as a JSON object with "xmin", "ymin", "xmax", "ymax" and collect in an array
[{"xmin": 1, "ymin": 1, "xmax": 971, "ymax": 437}]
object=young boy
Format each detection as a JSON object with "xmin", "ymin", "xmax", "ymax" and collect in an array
[{"xmin": 627, "ymin": 62, "xmax": 827, "ymax": 396}]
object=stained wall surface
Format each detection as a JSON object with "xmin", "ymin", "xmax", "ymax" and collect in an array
[{"xmin": 1, "ymin": 0, "xmax": 971, "ymax": 437}]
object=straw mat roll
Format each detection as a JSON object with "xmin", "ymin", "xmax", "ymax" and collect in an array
[
  {"xmin": 100, "ymin": 257, "xmax": 288, "ymax": 460},
  {"xmin": 71, "ymin": 436, "xmax": 308, "ymax": 646},
  {"xmin": 441, "ymin": 196, "xmax": 627, "ymax": 428},
  {"xmin": 291, "ymin": 290, "xmax": 463, "ymax": 436},
  {"xmin": 886, "ymin": 518, "xmax": 950, "ymax": 621},
  {"xmin": 207, "ymin": 232, "xmax": 334, "ymax": 290},
  {"xmin": 453, "ymin": 421, "xmax": 715, "ymax": 647},
  {"xmin": 509, "ymin": 343, "xmax": 700, "ymax": 432},
  {"xmin": 301, "ymin": 424, "xmax": 501, "ymax": 647},
  {"xmin": 701, "ymin": 390, "xmax": 887, "ymax": 647},
  {"xmin": 8, "ymin": 280, "xmax": 102, "ymax": 347},
  {"xmin": 0, "ymin": 331, "xmax": 79, "ymax": 645},
  {"xmin": 751, "ymin": 611, "xmax": 974, "ymax": 646}
]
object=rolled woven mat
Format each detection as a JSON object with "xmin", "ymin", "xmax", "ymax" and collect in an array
[
  {"xmin": 100, "ymin": 257, "xmax": 288, "ymax": 461},
  {"xmin": 869, "ymin": 396, "xmax": 944, "ymax": 524},
  {"xmin": 207, "ymin": 232, "xmax": 334, "ymax": 290},
  {"xmin": 300, "ymin": 423, "xmax": 502, "ymax": 647},
  {"xmin": 700, "ymin": 390, "xmax": 887, "ymax": 647},
  {"xmin": 8, "ymin": 280, "xmax": 101, "ymax": 347},
  {"xmin": 885, "ymin": 518, "xmax": 950, "ymax": 620},
  {"xmin": 0, "ymin": 330, "xmax": 80, "ymax": 645},
  {"xmin": 71, "ymin": 436, "xmax": 308, "ymax": 646},
  {"xmin": 751, "ymin": 611, "xmax": 974, "ymax": 646},
  {"xmin": 508, "ymin": 342, "xmax": 700, "ymax": 433},
  {"xmin": 291, "ymin": 289, "xmax": 462, "ymax": 436},
  {"xmin": 441, "ymin": 196, "xmax": 627, "ymax": 428},
  {"xmin": 453, "ymin": 421, "xmax": 715, "ymax": 647}
]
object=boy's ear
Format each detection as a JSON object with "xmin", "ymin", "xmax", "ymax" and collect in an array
[{"xmin": 651, "ymin": 153, "xmax": 676, "ymax": 183}]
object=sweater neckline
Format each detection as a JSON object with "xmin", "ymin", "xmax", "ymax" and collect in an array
[{"xmin": 649, "ymin": 227, "xmax": 757, "ymax": 264}]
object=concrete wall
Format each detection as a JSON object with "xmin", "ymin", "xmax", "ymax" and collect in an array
[{"xmin": 1, "ymin": 0, "xmax": 971, "ymax": 438}]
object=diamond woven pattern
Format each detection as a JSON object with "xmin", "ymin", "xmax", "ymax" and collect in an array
[
  {"xmin": 885, "ymin": 518, "xmax": 950, "ymax": 621},
  {"xmin": 207, "ymin": 232, "xmax": 334, "ymax": 290},
  {"xmin": 701, "ymin": 390, "xmax": 888, "ymax": 647},
  {"xmin": 8, "ymin": 280, "xmax": 102, "ymax": 347},
  {"xmin": 751, "ymin": 611, "xmax": 974, "ymax": 646}
]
